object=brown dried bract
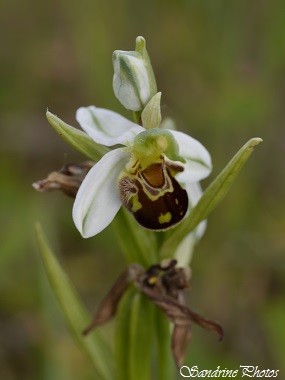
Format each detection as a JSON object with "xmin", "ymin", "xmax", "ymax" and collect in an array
[
  {"xmin": 83, "ymin": 260, "xmax": 223, "ymax": 368},
  {"xmin": 33, "ymin": 161, "xmax": 93, "ymax": 198}
]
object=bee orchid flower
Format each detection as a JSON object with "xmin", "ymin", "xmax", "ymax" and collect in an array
[{"xmin": 72, "ymin": 106, "xmax": 212, "ymax": 238}]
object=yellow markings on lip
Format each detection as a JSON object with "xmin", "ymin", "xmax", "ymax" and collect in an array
[
  {"xmin": 158, "ymin": 212, "xmax": 172, "ymax": 224},
  {"xmin": 132, "ymin": 195, "xmax": 142, "ymax": 212}
]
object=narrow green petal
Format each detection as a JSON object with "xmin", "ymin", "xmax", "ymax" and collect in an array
[
  {"xmin": 161, "ymin": 137, "xmax": 263, "ymax": 257},
  {"xmin": 46, "ymin": 111, "xmax": 109, "ymax": 161},
  {"xmin": 35, "ymin": 223, "xmax": 113, "ymax": 380}
]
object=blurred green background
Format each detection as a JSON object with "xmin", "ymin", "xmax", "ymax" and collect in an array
[{"xmin": 1, "ymin": 0, "xmax": 285, "ymax": 379}]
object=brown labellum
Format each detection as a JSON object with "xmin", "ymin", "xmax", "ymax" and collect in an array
[{"xmin": 118, "ymin": 160, "xmax": 188, "ymax": 231}]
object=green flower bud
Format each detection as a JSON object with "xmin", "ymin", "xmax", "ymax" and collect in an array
[{"xmin": 112, "ymin": 36, "xmax": 157, "ymax": 111}]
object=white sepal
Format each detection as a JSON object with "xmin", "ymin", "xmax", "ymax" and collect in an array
[
  {"xmin": 72, "ymin": 148, "xmax": 128, "ymax": 238},
  {"xmin": 170, "ymin": 130, "xmax": 212, "ymax": 183},
  {"xmin": 76, "ymin": 106, "xmax": 144, "ymax": 147}
]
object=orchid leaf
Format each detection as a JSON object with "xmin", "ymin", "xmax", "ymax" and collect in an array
[
  {"xmin": 161, "ymin": 137, "xmax": 263, "ymax": 257},
  {"xmin": 46, "ymin": 111, "xmax": 109, "ymax": 162},
  {"xmin": 35, "ymin": 223, "xmax": 113, "ymax": 380}
]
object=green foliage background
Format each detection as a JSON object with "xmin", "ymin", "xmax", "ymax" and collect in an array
[{"xmin": 0, "ymin": 0, "xmax": 284, "ymax": 378}]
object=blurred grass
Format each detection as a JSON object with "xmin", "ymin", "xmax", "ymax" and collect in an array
[{"xmin": 0, "ymin": 0, "xmax": 285, "ymax": 378}]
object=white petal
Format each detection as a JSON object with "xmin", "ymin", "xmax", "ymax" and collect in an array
[
  {"xmin": 169, "ymin": 130, "xmax": 212, "ymax": 183},
  {"xmin": 184, "ymin": 181, "xmax": 207, "ymax": 239},
  {"xmin": 76, "ymin": 106, "xmax": 144, "ymax": 146},
  {"xmin": 72, "ymin": 148, "xmax": 129, "ymax": 238}
]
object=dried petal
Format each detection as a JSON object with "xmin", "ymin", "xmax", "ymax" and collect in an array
[
  {"xmin": 140, "ymin": 284, "xmax": 223, "ymax": 367},
  {"xmin": 172, "ymin": 324, "xmax": 192, "ymax": 367},
  {"xmin": 83, "ymin": 264, "xmax": 144, "ymax": 335},
  {"xmin": 33, "ymin": 161, "xmax": 94, "ymax": 198},
  {"xmin": 83, "ymin": 260, "xmax": 223, "ymax": 368}
]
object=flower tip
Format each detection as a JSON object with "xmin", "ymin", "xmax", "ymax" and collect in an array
[
  {"xmin": 112, "ymin": 50, "xmax": 120, "ymax": 61},
  {"xmin": 80, "ymin": 231, "xmax": 89, "ymax": 239},
  {"xmin": 135, "ymin": 36, "xmax": 146, "ymax": 53},
  {"xmin": 249, "ymin": 137, "xmax": 263, "ymax": 149},
  {"xmin": 46, "ymin": 110, "xmax": 57, "ymax": 124},
  {"xmin": 46, "ymin": 109, "xmax": 52, "ymax": 117},
  {"xmin": 136, "ymin": 35, "xmax": 146, "ymax": 44}
]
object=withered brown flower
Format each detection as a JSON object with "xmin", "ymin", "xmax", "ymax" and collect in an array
[
  {"xmin": 33, "ymin": 161, "xmax": 93, "ymax": 198},
  {"xmin": 83, "ymin": 260, "xmax": 223, "ymax": 368}
]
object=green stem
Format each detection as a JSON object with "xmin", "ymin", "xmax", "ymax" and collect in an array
[
  {"xmin": 156, "ymin": 309, "xmax": 175, "ymax": 380},
  {"xmin": 115, "ymin": 287, "xmax": 137, "ymax": 380},
  {"xmin": 113, "ymin": 208, "xmax": 158, "ymax": 266},
  {"xmin": 115, "ymin": 287, "xmax": 155, "ymax": 380},
  {"xmin": 133, "ymin": 110, "xmax": 142, "ymax": 125}
]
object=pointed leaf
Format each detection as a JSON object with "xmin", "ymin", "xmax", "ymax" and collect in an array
[
  {"xmin": 46, "ymin": 111, "xmax": 109, "ymax": 161},
  {"xmin": 35, "ymin": 223, "xmax": 113, "ymax": 380},
  {"xmin": 161, "ymin": 137, "xmax": 263, "ymax": 257}
]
